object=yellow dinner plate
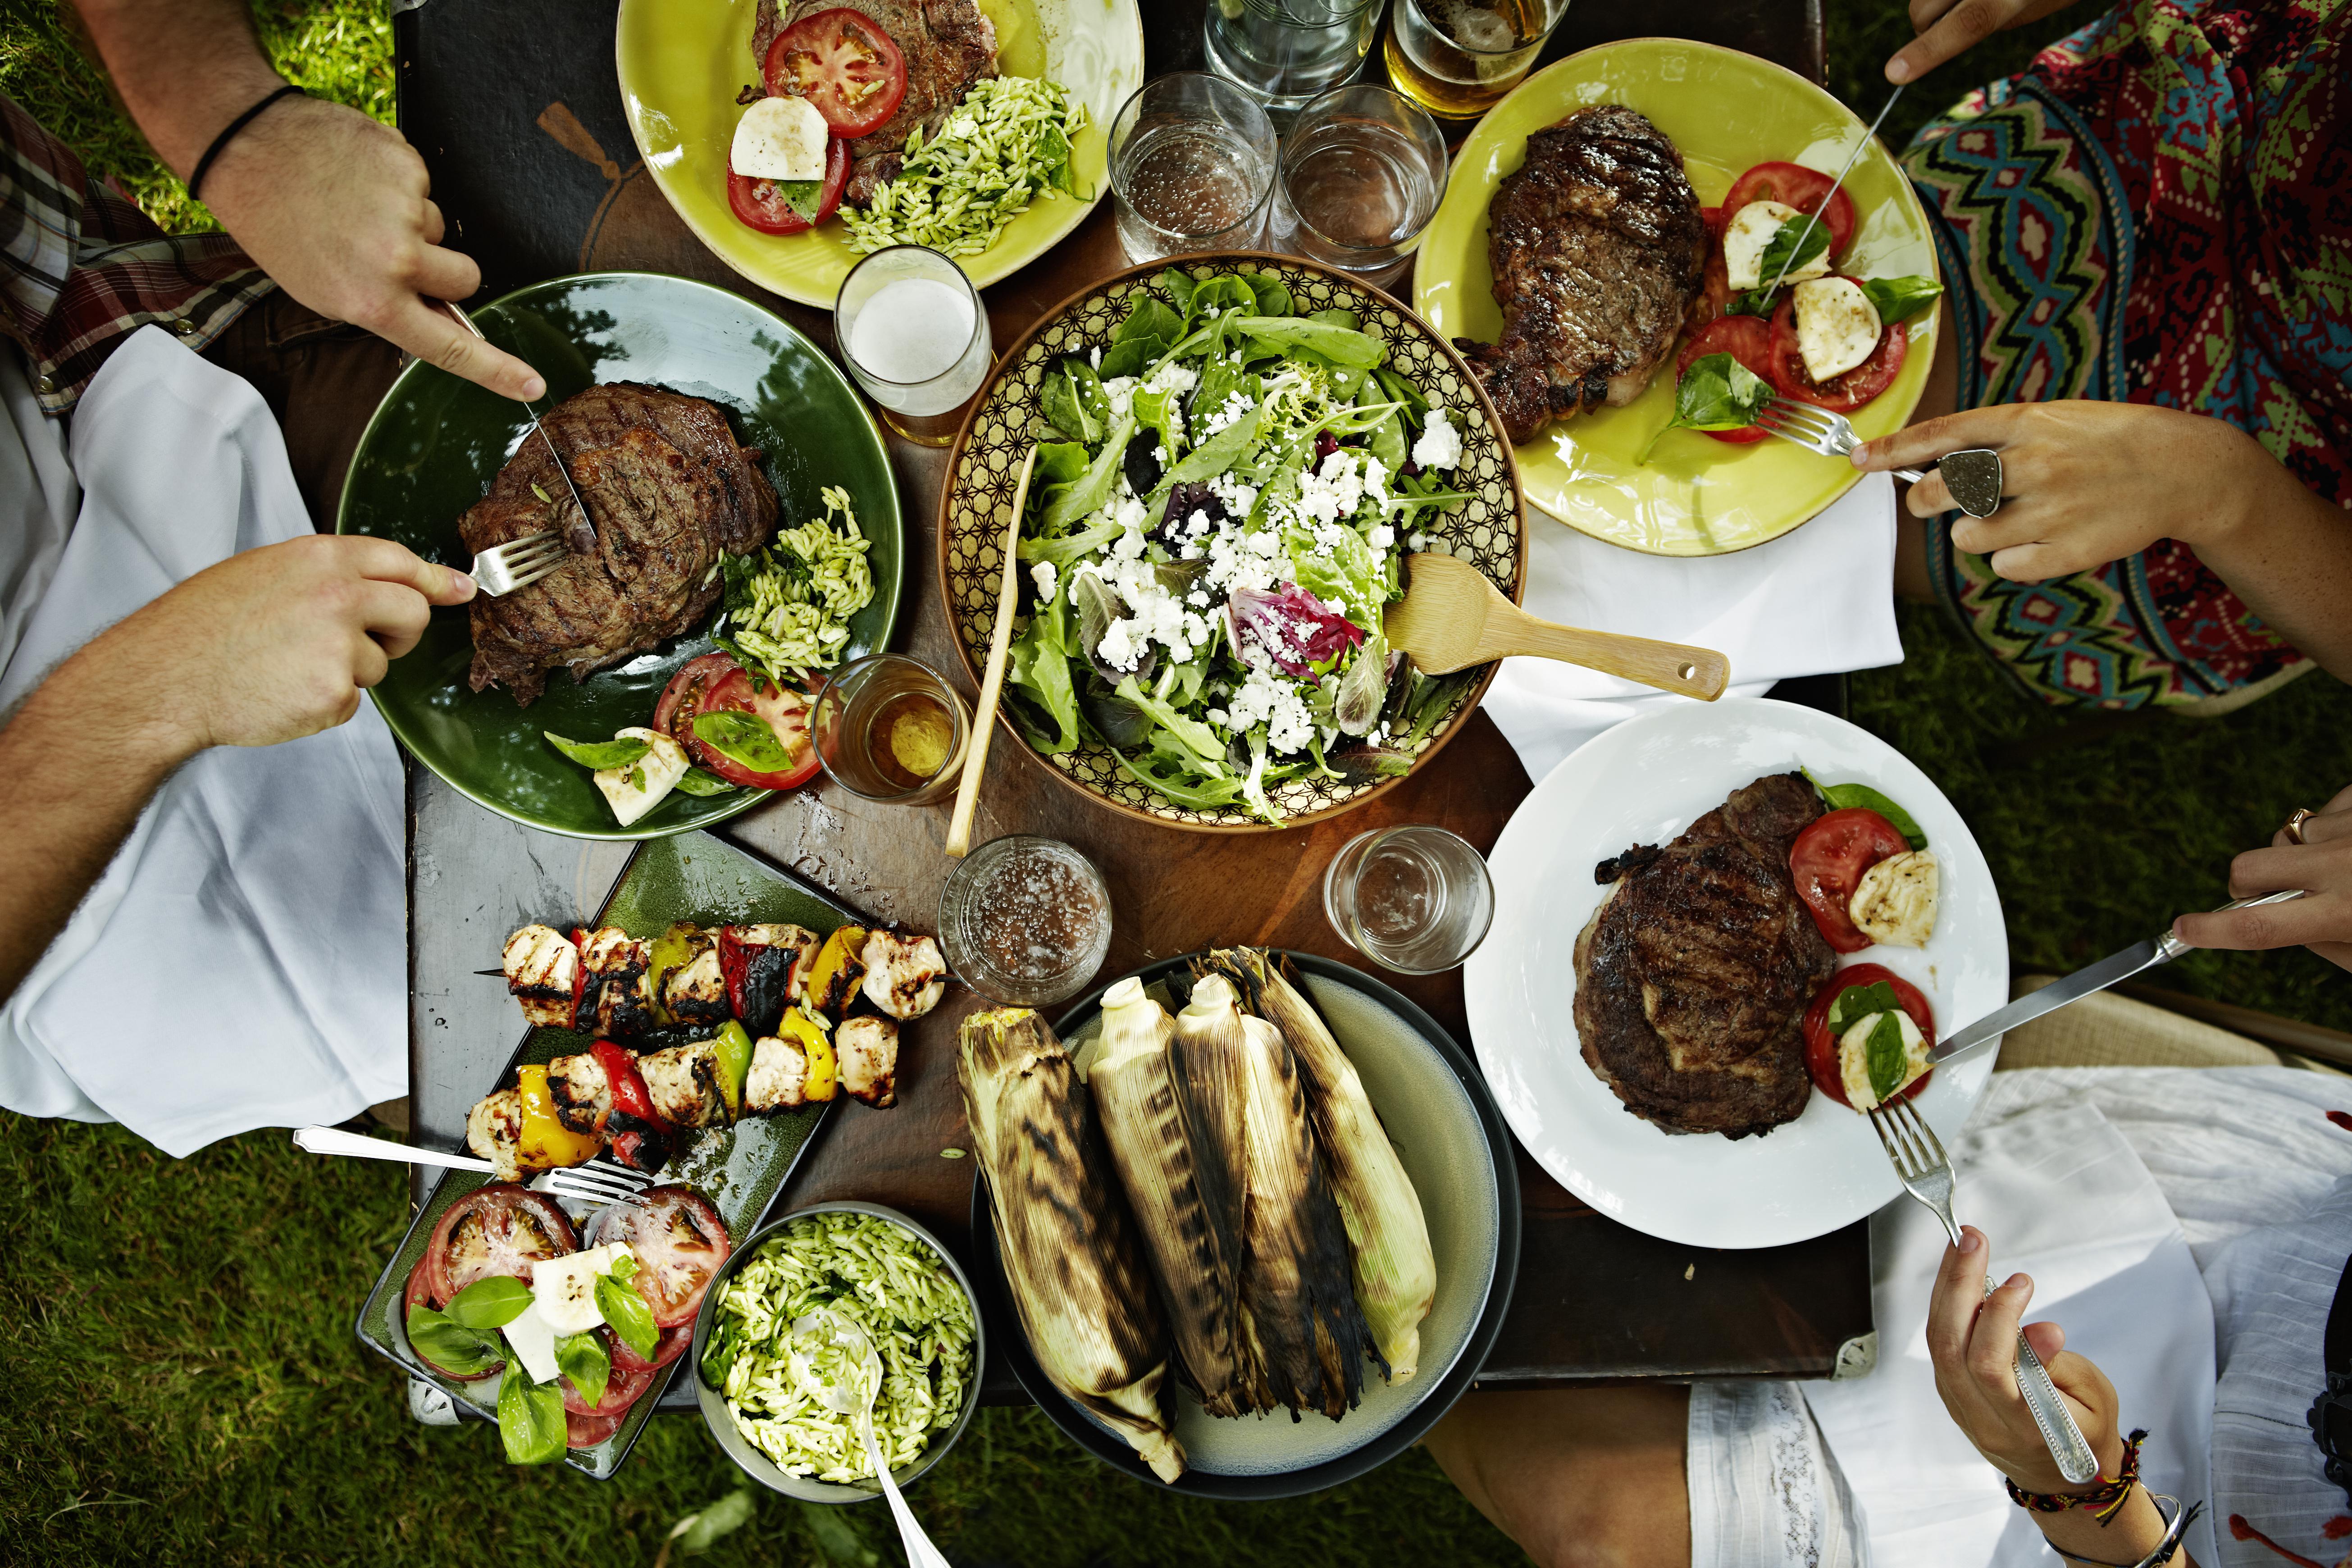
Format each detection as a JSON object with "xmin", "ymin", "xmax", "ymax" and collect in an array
[
  {"xmin": 615, "ymin": 0, "xmax": 1143, "ymax": 308},
  {"xmin": 1414, "ymin": 39, "xmax": 1941, "ymax": 556}
]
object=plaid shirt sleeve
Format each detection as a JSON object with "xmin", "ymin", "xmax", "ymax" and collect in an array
[{"xmin": 0, "ymin": 92, "xmax": 275, "ymax": 417}]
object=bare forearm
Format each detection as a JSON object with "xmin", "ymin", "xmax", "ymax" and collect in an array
[
  {"xmin": 2194, "ymin": 445, "xmax": 2352, "ymax": 684},
  {"xmin": 2033, "ymin": 1488, "xmax": 2196, "ymax": 1568},
  {"xmin": 72, "ymin": 0, "xmax": 280, "ymax": 177},
  {"xmin": 0, "ymin": 631, "xmax": 198, "ymax": 999}
]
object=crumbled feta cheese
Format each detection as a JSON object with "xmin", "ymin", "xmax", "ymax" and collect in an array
[
  {"xmin": 1112, "ymin": 526, "xmax": 1146, "ymax": 562},
  {"xmin": 1031, "ymin": 561, "xmax": 1058, "ymax": 605},
  {"xmin": 1103, "ymin": 376, "xmax": 1138, "ymax": 419},
  {"xmin": 1408, "ymin": 532, "xmax": 1428, "ymax": 550},
  {"xmin": 1153, "ymin": 445, "xmax": 1170, "ymax": 466},
  {"xmin": 1088, "ymin": 345, "xmax": 1101, "ymax": 371},
  {"xmin": 1222, "ymin": 661, "xmax": 1317, "ymax": 754},
  {"xmin": 1368, "ymin": 523, "xmax": 1395, "ymax": 550},
  {"xmin": 1112, "ymin": 493, "xmax": 1149, "ymax": 532},
  {"xmin": 1187, "ymin": 590, "xmax": 1209, "ymax": 608},
  {"xmin": 1362, "ymin": 454, "xmax": 1391, "ymax": 508},
  {"xmin": 1097, "ymin": 618, "xmax": 1143, "ymax": 672},
  {"xmin": 1185, "ymin": 511, "xmax": 1212, "ymax": 538},
  {"xmin": 1200, "ymin": 389, "xmax": 1255, "ymax": 438},
  {"xmin": 1208, "ymin": 473, "xmax": 1258, "ymax": 517},
  {"xmin": 1295, "ymin": 449, "xmax": 1366, "ymax": 526},
  {"xmin": 1205, "ymin": 519, "xmax": 1280, "ymax": 596},
  {"xmin": 1413, "ymin": 408, "xmax": 1463, "ymax": 470},
  {"xmin": 1143, "ymin": 361, "xmax": 1198, "ymax": 395}
]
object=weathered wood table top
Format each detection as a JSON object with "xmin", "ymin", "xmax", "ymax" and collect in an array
[{"xmin": 392, "ymin": 0, "xmax": 1869, "ymax": 1411}]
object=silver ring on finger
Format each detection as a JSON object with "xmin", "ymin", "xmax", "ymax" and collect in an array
[{"xmin": 1937, "ymin": 448, "xmax": 2004, "ymax": 518}]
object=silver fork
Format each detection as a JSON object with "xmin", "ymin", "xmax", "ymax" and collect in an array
[
  {"xmin": 1867, "ymin": 1093, "xmax": 2102, "ymax": 1484},
  {"xmin": 440, "ymin": 301, "xmax": 590, "ymax": 597},
  {"xmin": 290, "ymin": 1124, "xmax": 652, "ymax": 1208},
  {"xmin": 1754, "ymin": 395, "xmax": 1925, "ymax": 479}
]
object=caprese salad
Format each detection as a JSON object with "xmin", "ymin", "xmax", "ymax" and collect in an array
[
  {"xmin": 1790, "ymin": 778, "xmax": 1943, "ymax": 1112},
  {"xmin": 542, "ymin": 650, "xmax": 820, "ymax": 828},
  {"xmin": 1644, "ymin": 160, "xmax": 1943, "ymax": 458},
  {"xmin": 725, "ymin": 9, "xmax": 900, "ymax": 237},
  {"xmin": 400, "ymin": 1184, "xmax": 731, "ymax": 1461}
]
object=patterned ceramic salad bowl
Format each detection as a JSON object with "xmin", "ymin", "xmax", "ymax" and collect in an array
[{"xmin": 939, "ymin": 255, "xmax": 1526, "ymax": 834}]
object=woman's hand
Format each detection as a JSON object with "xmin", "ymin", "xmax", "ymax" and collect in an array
[
  {"xmin": 2174, "ymin": 785, "xmax": 2352, "ymax": 973},
  {"xmin": 1926, "ymin": 1226, "xmax": 2125, "ymax": 1493},
  {"xmin": 1886, "ymin": 0, "xmax": 2086, "ymax": 83},
  {"xmin": 1851, "ymin": 400, "xmax": 2290, "ymax": 583}
]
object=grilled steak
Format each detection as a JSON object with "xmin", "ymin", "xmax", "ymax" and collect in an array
[
  {"xmin": 751, "ymin": 0, "xmax": 998, "ymax": 208},
  {"xmin": 1460, "ymin": 105, "xmax": 1708, "ymax": 446},
  {"xmin": 1572, "ymin": 773, "xmax": 1835, "ymax": 1139},
  {"xmin": 461, "ymin": 383, "xmax": 778, "ymax": 706}
]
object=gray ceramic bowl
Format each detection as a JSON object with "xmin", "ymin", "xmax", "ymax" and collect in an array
[{"xmin": 689, "ymin": 1200, "xmax": 986, "ymax": 1504}]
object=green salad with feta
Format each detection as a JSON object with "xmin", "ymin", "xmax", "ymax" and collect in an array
[{"xmin": 1006, "ymin": 269, "xmax": 1479, "ymax": 824}]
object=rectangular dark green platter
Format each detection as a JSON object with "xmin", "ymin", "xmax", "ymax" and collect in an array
[{"xmin": 354, "ymin": 830, "xmax": 864, "ymax": 1479}]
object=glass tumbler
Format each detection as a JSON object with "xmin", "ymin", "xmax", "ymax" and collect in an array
[
  {"xmin": 810, "ymin": 653, "xmax": 971, "ymax": 806},
  {"xmin": 938, "ymin": 835, "xmax": 1114, "ymax": 1007},
  {"xmin": 834, "ymin": 245, "xmax": 993, "ymax": 447},
  {"xmin": 1203, "ymin": 0, "xmax": 1386, "ymax": 118},
  {"xmin": 1384, "ymin": 0, "xmax": 1571, "ymax": 120},
  {"xmin": 1272, "ymin": 85, "xmax": 1447, "ymax": 281},
  {"xmin": 1323, "ymin": 825, "xmax": 1495, "ymax": 974},
  {"xmin": 1108, "ymin": 73, "xmax": 1278, "ymax": 265}
]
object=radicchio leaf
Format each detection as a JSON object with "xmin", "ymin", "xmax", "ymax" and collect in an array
[{"xmin": 1226, "ymin": 584, "xmax": 1365, "ymax": 678}]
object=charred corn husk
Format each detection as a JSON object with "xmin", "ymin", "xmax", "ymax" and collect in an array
[
  {"xmin": 959, "ymin": 1007, "xmax": 1185, "ymax": 1482},
  {"xmin": 1173, "ymin": 975, "xmax": 1370, "ymax": 1421},
  {"xmin": 1206, "ymin": 948, "xmax": 1436, "ymax": 1384},
  {"xmin": 1088, "ymin": 977, "xmax": 1246, "ymax": 1416}
]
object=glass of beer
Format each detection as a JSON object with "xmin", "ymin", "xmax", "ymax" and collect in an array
[
  {"xmin": 834, "ymin": 245, "xmax": 993, "ymax": 447},
  {"xmin": 1384, "ymin": 0, "xmax": 1570, "ymax": 120},
  {"xmin": 809, "ymin": 654, "xmax": 971, "ymax": 806}
]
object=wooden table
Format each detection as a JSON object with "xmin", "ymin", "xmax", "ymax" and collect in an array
[{"xmin": 392, "ymin": 0, "xmax": 1870, "ymax": 1414}]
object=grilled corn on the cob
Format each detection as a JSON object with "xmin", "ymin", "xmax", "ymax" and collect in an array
[
  {"xmin": 959, "ymin": 1007, "xmax": 1186, "ymax": 1481},
  {"xmin": 1205, "ymin": 949, "xmax": 1437, "ymax": 1384}
]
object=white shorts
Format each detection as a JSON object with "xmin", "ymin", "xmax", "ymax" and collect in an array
[{"xmin": 1688, "ymin": 1381, "xmax": 1868, "ymax": 1568}]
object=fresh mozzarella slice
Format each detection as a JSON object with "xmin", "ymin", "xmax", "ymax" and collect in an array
[
  {"xmin": 530, "ymin": 1242, "xmax": 633, "ymax": 1337},
  {"xmin": 730, "ymin": 95, "xmax": 830, "ymax": 182},
  {"xmin": 1793, "ymin": 277, "xmax": 1885, "ymax": 384},
  {"xmin": 1837, "ymin": 1007, "xmax": 1928, "ymax": 1111},
  {"xmin": 594, "ymin": 728, "xmax": 688, "ymax": 828},
  {"xmin": 1850, "ymin": 848, "xmax": 1938, "ymax": 948},
  {"xmin": 501, "ymin": 1300, "xmax": 563, "ymax": 1384},
  {"xmin": 1722, "ymin": 200, "xmax": 1832, "ymax": 291}
]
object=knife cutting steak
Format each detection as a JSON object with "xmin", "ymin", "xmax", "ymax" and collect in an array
[
  {"xmin": 1460, "ymin": 105, "xmax": 1708, "ymax": 446},
  {"xmin": 1572, "ymin": 773, "xmax": 1835, "ymax": 1139},
  {"xmin": 752, "ymin": 0, "xmax": 999, "ymax": 208},
  {"xmin": 461, "ymin": 383, "xmax": 778, "ymax": 706}
]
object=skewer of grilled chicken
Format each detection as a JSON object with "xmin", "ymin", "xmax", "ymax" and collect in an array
[
  {"xmin": 547, "ymin": 1049, "xmax": 611, "ymax": 1134},
  {"xmin": 660, "ymin": 927, "xmax": 733, "ymax": 1027},
  {"xmin": 466, "ymin": 1088, "xmax": 525, "ymax": 1181},
  {"xmin": 580, "ymin": 928, "xmax": 656, "ymax": 1039},
  {"xmin": 835, "ymin": 1016, "xmax": 899, "ymax": 1108},
  {"xmin": 502, "ymin": 925, "xmax": 579, "ymax": 1028},
  {"xmin": 860, "ymin": 931, "xmax": 948, "ymax": 1020},
  {"xmin": 638, "ymin": 1037, "xmax": 730, "ymax": 1130}
]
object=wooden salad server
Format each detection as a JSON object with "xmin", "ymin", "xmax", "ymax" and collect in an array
[
  {"xmin": 945, "ymin": 446, "xmax": 1039, "ymax": 858},
  {"xmin": 1383, "ymin": 553, "xmax": 1730, "ymax": 701}
]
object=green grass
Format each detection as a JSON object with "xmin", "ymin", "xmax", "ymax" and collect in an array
[{"xmin": 3, "ymin": 2, "xmax": 2348, "ymax": 1565}]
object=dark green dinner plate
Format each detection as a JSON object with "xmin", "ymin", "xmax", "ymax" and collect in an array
[{"xmin": 336, "ymin": 272, "xmax": 902, "ymax": 839}]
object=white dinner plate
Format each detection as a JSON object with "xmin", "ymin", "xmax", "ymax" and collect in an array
[{"xmin": 1462, "ymin": 697, "xmax": 2008, "ymax": 1249}]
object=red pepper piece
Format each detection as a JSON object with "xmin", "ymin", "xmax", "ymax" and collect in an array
[
  {"xmin": 717, "ymin": 926, "xmax": 752, "ymax": 1021},
  {"xmin": 590, "ymin": 1040, "xmax": 674, "ymax": 1133}
]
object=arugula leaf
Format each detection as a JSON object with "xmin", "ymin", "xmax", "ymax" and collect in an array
[
  {"xmin": 1006, "ymin": 594, "xmax": 1083, "ymax": 753},
  {"xmin": 1110, "ymin": 746, "xmax": 1249, "ymax": 809},
  {"xmin": 1855, "ymin": 274, "xmax": 1943, "ymax": 325},
  {"xmin": 1812, "ymin": 777, "xmax": 1929, "ymax": 848},
  {"xmin": 1306, "ymin": 306, "xmax": 1361, "ymax": 331},
  {"xmin": 405, "ymin": 1304, "xmax": 504, "ymax": 1376},
  {"xmin": 1039, "ymin": 355, "xmax": 1110, "ymax": 444},
  {"xmin": 1154, "ymin": 394, "xmax": 1265, "ymax": 496},
  {"xmin": 1040, "ymin": 412, "xmax": 1137, "ymax": 531},
  {"xmin": 497, "ymin": 1360, "xmax": 568, "ymax": 1465},
  {"xmin": 1096, "ymin": 334, "xmax": 1169, "ymax": 381},
  {"xmin": 1372, "ymin": 366, "xmax": 1430, "ymax": 427},
  {"xmin": 1229, "ymin": 315, "xmax": 1386, "ymax": 369},
  {"xmin": 691, "ymin": 710, "xmax": 792, "ymax": 775},
  {"xmin": 1114, "ymin": 294, "xmax": 1184, "ymax": 349},
  {"xmin": 1284, "ymin": 519, "xmax": 1384, "ymax": 636},
  {"xmin": 1132, "ymin": 386, "xmax": 1183, "ymax": 466},
  {"xmin": 1756, "ymin": 213, "xmax": 1832, "ymax": 290},
  {"xmin": 1638, "ymin": 352, "xmax": 1773, "ymax": 463},
  {"xmin": 543, "ymin": 733, "xmax": 652, "ymax": 771},
  {"xmin": 1826, "ymin": 980, "xmax": 1903, "ymax": 1038},
  {"xmin": 1241, "ymin": 271, "xmax": 1292, "ymax": 317},
  {"xmin": 555, "ymin": 1329, "xmax": 611, "ymax": 1410},
  {"xmin": 1115, "ymin": 675, "xmax": 1229, "ymax": 776},
  {"xmin": 1156, "ymin": 267, "xmax": 1198, "ymax": 318},
  {"xmin": 445, "ymin": 1275, "xmax": 534, "ymax": 1331},
  {"xmin": 671, "ymin": 767, "xmax": 740, "ymax": 798},
  {"xmin": 1864, "ymin": 1011, "xmax": 1910, "ymax": 1104},
  {"xmin": 596, "ymin": 1270, "xmax": 660, "ymax": 1361}
]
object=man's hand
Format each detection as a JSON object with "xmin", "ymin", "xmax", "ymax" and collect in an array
[
  {"xmin": 1885, "ymin": 0, "xmax": 2084, "ymax": 82},
  {"xmin": 2174, "ymin": 784, "xmax": 2352, "ymax": 973},
  {"xmin": 114, "ymin": 533, "xmax": 476, "ymax": 754}
]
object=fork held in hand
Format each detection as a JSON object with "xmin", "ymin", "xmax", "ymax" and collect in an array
[
  {"xmin": 1867, "ymin": 1094, "xmax": 2102, "ymax": 1485},
  {"xmin": 1754, "ymin": 396, "xmax": 2005, "ymax": 519}
]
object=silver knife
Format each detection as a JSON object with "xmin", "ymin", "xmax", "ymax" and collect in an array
[
  {"xmin": 439, "ymin": 299, "xmax": 595, "ymax": 553},
  {"xmin": 1760, "ymin": 84, "xmax": 1905, "ymax": 298},
  {"xmin": 1930, "ymin": 889, "xmax": 2309, "ymax": 1066}
]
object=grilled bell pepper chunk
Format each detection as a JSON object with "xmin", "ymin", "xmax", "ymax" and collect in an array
[
  {"xmin": 787, "ymin": 1007, "xmax": 838, "ymax": 1103},
  {"xmin": 719, "ymin": 924, "xmax": 816, "ymax": 1036},
  {"xmin": 804, "ymin": 925, "xmax": 871, "ymax": 1020},
  {"xmin": 709, "ymin": 1021, "xmax": 755, "ymax": 1121},
  {"xmin": 515, "ymin": 1064, "xmax": 602, "ymax": 1171},
  {"xmin": 589, "ymin": 1041, "xmax": 670, "ymax": 1130},
  {"xmin": 645, "ymin": 921, "xmax": 707, "ymax": 1025}
]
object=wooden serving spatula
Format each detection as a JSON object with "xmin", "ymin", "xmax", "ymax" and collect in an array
[{"xmin": 1383, "ymin": 553, "xmax": 1730, "ymax": 701}]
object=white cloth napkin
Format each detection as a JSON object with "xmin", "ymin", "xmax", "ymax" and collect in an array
[
  {"xmin": 0, "ymin": 326, "xmax": 407, "ymax": 1156},
  {"xmin": 1481, "ymin": 475, "xmax": 1904, "ymax": 784},
  {"xmin": 1801, "ymin": 1078, "xmax": 2220, "ymax": 1568}
]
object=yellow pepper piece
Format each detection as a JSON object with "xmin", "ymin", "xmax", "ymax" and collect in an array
[
  {"xmin": 805, "ymin": 925, "xmax": 870, "ymax": 1021},
  {"xmin": 781, "ymin": 1007, "xmax": 838, "ymax": 1103},
  {"xmin": 515, "ymin": 1063, "xmax": 603, "ymax": 1171}
]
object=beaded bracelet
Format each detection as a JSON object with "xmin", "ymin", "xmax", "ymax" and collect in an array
[
  {"xmin": 2007, "ymin": 1428, "xmax": 2148, "ymax": 1525},
  {"xmin": 2047, "ymin": 1495, "xmax": 2204, "ymax": 1568}
]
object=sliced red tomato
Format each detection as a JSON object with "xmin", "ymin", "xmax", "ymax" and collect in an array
[
  {"xmin": 1802, "ymin": 964, "xmax": 1936, "ymax": 1107},
  {"xmin": 1675, "ymin": 315, "xmax": 1776, "ymax": 444},
  {"xmin": 402, "ymin": 1257, "xmax": 505, "ymax": 1381},
  {"xmin": 1765, "ymin": 295, "xmax": 1908, "ymax": 412},
  {"xmin": 561, "ymin": 1355, "xmax": 655, "ymax": 1418},
  {"xmin": 1790, "ymin": 807, "xmax": 1914, "ymax": 953},
  {"xmin": 765, "ymin": 9, "xmax": 908, "ymax": 139},
  {"xmin": 697, "ymin": 664, "xmax": 820, "ymax": 790},
  {"xmin": 727, "ymin": 132, "xmax": 849, "ymax": 236},
  {"xmin": 1723, "ymin": 161, "xmax": 1858, "ymax": 262},
  {"xmin": 590, "ymin": 1185, "xmax": 734, "ymax": 1328},
  {"xmin": 611, "ymin": 1321, "xmax": 694, "ymax": 1375},
  {"xmin": 565, "ymin": 1408, "xmax": 624, "ymax": 1449},
  {"xmin": 422, "ymin": 1185, "xmax": 579, "ymax": 1306}
]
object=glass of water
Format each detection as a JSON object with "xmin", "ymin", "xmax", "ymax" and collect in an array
[
  {"xmin": 1323, "ymin": 825, "xmax": 1495, "ymax": 974},
  {"xmin": 834, "ymin": 245, "xmax": 993, "ymax": 447},
  {"xmin": 1203, "ymin": 0, "xmax": 1386, "ymax": 118},
  {"xmin": 1384, "ymin": 0, "xmax": 1571, "ymax": 121},
  {"xmin": 1272, "ymin": 85, "xmax": 1448, "ymax": 282},
  {"xmin": 1108, "ymin": 73, "xmax": 1278, "ymax": 266}
]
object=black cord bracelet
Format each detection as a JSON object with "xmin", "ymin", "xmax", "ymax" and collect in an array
[{"xmin": 188, "ymin": 84, "xmax": 305, "ymax": 201}]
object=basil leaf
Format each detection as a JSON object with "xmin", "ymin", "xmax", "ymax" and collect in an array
[
  {"xmin": 671, "ymin": 767, "xmax": 740, "ymax": 798},
  {"xmin": 544, "ymin": 732, "xmax": 652, "ymax": 771},
  {"xmin": 406, "ymin": 1304, "xmax": 503, "ymax": 1376},
  {"xmin": 767, "ymin": 176, "xmax": 826, "ymax": 223},
  {"xmin": 691, "ymin": 710, "xmax": 792, "ymax": 774},
  {"xmin": 1827, "ymin": 980, "xmax": 1903, "ymax": 1038},
  {"xmin": 700, "ymin": 1316, "xmax": 745, "ymax": 1390},
  {"xmin": 1756, "ymin": 213, "xmax": 1832, "ymax": 290},
  {"xmin": 446, "ymin": 1275, "xmax": 533, "ymax": 1331},
  {"xmin": 1817, "ymin": 781, "xmax": 1929, "ymax": 849},
  {"xmin": 497, "ymin": 1360, "xmax": 569, "ymax": 1465},
  {"xmin": 608, "ymin": 1250, "xmax": 638, "ymax": 1283},
  {"xmin": 1638, "ymin": 352, "xmax": 1773, "ymax": 462},
  {"xmin": 555, "ymin": 1329, "xmax": 611, "ymax": 1410},
  {"xmin": 1864, "ymin": 1011, "xmax": 1910, "ymax": 1104},
  {"xmin": 1727, "ymin": 286, "xmax": 1779, "ymax": 318},
  {"xmin": 1855, "ymin": 274, "xmax": 1943, "ymax": 325},
  {"xmin": 597, "ymin": 1270, "xmax": 660, "ymax": 1361}
]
